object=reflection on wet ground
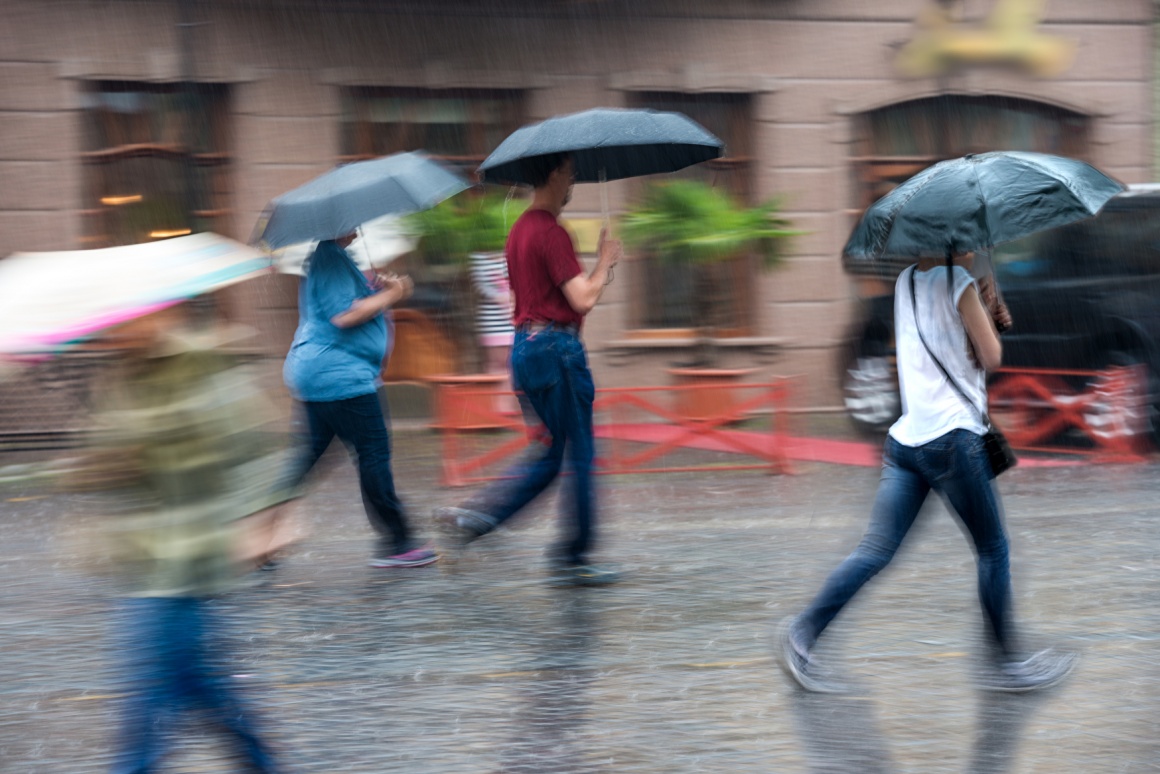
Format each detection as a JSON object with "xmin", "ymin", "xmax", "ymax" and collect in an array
[{"xmin": 2, "ymin": 437, "xmax": 1159, "ymax": 771}]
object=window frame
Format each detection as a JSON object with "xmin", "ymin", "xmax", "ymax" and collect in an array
[
  {"xmin": 79, "ymin": 81, "xmax": 233, "ymax": 249},
  {"xmin": 624, "ymin": 91, "xmax": 758, "ymax": 336}
]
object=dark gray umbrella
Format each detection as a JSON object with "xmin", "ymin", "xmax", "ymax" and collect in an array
[
  {"xmin": 253, "ymin": 151, "xmax": 469, "ymax": 250},
  {"xmin": 478, "ymin": 107, "xmax": 724, "ymax": 185},
  {"xmin": 843, "ymin": 151, "xmax": 1124, "ymax": 261}
]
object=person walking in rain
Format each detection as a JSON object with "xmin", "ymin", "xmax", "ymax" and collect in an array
[
  {"xmin": 435, "ymin": 152, "xmax": 623, "ymax": 585},
  {"xmin": 90, "ymin": 303, "xmax": 289, "ymax": 773},
  {"xmin": 777, "ymin": 253, "xmax": 1076, "ymax": 692},
  {"xmin": 279, "ymin": 233, "xmax": 437, "ymax": 568}
]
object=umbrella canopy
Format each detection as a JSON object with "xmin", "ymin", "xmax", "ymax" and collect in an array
[
  {"xmin": 0, "ymin": 232, "xmax": 271, "ymax": 357},
  {"xmin": 844, "ymin": 151, "xmax": 1125, "ymax": 261},
  {"xmin": 253, "ymin": 151, "xmax": 469, "ymax": 251},
  {"xmin": 271, "ymin": 214, "xmax": 418, "ymax": 277},
  {"xmin": 478, "ymin": 107, "xmax": 724, "ymax": 185}
]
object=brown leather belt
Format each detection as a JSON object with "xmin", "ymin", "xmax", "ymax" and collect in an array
[{"xmin": 519, "ymin": 321, "xmax": 579, "ymax": 336}]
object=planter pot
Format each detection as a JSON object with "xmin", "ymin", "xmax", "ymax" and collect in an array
[
  {"xmin": 426, "ymin": 373, "xmax": 509, "ymax": 431},
  {"xmin": 667, "ymin": 367, "xmax": 757, "ymax": 424}
]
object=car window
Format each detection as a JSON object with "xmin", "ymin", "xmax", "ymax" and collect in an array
[{"xmin": 993, "ymin": 198, "xmax": 1160, "ymax": 283}]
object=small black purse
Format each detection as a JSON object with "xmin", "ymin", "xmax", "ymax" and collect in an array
[{"xmin": 909, "ymin": 268, "xmax": 1017, "ymax": 479}]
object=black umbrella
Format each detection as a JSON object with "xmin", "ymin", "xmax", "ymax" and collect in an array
[
  {"xmin": 478, "ymin": 107, "xmax": 724, "ymax": 185},
  {"xmin": 843, "ymin": 151, "xmax": 1124, "ymax": 261}
]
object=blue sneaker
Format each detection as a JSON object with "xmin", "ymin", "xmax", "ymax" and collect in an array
[
  {"xmin": 775, "ymin": 616, "xmax": 846, "ymax": 694},
  {"xmin": 550, "ymin": 563, "xmax": 621, "ymax": 587}
]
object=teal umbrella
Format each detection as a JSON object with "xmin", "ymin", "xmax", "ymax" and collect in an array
[{"xmin": 844, "ymin": 151, "xmax": 1124, "ymax": 261}]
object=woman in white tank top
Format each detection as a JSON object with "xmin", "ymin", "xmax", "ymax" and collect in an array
[{"xmin": 777, "ymin": 254, "xmax": 1075, "ymax": 693}]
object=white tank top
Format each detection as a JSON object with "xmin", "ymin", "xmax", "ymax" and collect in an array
[{"xmin": 888, "ymin": 265, "xmax": 988, "ymax": 446}]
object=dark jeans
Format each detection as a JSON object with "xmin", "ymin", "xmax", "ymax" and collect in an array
[
  {"xmin": 474, "ymin": 328, "xmax": 597, "ymax": 566},
  {"xmin": 111, "ymin": 597, "xmax": 277, "ymax": 774},
  {"xmin": 282, "ymin": 392, "xmax": 414, "ymax": 555},
  {"xmin": 799, "ymin": 429, "xmax": 1015, "ymax": 655}
]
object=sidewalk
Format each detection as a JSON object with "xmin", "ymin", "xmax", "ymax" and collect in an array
[{"xmin": 2, "ymin": 430, "xmax": 1158, "ymax": 772}]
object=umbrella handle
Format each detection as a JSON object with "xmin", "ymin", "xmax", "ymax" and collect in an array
[{"xmin": 598, "ymin": 168, "xmax": 615, "ymax": 284}]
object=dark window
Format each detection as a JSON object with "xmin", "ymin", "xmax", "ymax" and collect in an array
[
  {"xmin": 995, "ymin": 199, "xmax": 1160, "ymax": 283},
  {"xmin": 853, "ymin": 95, "xmax": 1089, "ymax": 211},
  {"xmin": 340, "ymin": 87, "xmax": 525, "ymax": 175},
  {"xmin": 627, "ymin": 92, "xmax": 756, "ymax": 333},
  {"xmin": 81, "ymin": 83, "xmax": 232, "ymax": 247}
]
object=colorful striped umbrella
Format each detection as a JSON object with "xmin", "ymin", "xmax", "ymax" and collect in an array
[{"xmin": 0, "ymin": 232, "xmax": 271, "ymax": 357}]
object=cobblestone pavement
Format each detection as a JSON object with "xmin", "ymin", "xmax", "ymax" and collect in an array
[{"xmin": 2, "ymin": 432, "xmax": 1159, "ymax": 772}]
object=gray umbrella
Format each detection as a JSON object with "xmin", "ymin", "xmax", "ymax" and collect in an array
[
  {"xmin": 843, "ymin": 151, "xmax": 1124, "ymax": 261},
  {"xmin": 478, "ymin": 107, "xmax": 724, "ymax": 185},
  {"xmin": 253, "ymin": 151, "xmax": 469, "ymax": 250}
]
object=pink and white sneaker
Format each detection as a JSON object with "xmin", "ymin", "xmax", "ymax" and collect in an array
[{"xmin": 369, "ymin": 546, "xmax": 439, "ymax": 568}]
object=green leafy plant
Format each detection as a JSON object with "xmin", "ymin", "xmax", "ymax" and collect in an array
[
  {"xmin": 620, "ymin": 181, "xmax": 800, "ymax": 364},
  {"xmin": 407, "ymin": 192, "xmax": 529, "ymax": 265},
  {"xmin": 621, "ymin": 181, "xmax": 796, "ymax": 270},
  {"xmin": 404, "ymin": 192, "xmax": 529, "ymax": 373}
]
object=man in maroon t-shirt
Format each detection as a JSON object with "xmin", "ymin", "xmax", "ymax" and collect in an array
[{"xmin": 436, "ymin": 152, "xmax": 622, "ymax": 585}]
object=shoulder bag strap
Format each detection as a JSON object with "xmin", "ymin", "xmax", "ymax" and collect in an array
[{"xmin": 908, "ymin": 266, "xmax": 991, "ymax": 427}]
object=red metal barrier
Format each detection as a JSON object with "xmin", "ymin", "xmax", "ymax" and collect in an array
[
  {"xmin": 435, "ymin": 378, "xmax": 798, "ymax": 487},
  {"xmin": 988, "ymin": 365, "xmax": 1151, "ymax": 460}
]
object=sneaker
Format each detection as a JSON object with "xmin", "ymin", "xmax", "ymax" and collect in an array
[
  {"xmin": 433, "ymin": 506, "xmax": 494, "ymax": 554},
  {"xmin": 775, "ymin": 616, "xmax": 846, "ymax": 694},
  {"xmin": 369, "ymin": 546, "xmax": 439, "ymax": 568},
  {"xmin": 986, "ymin": 648, "xmax": 1078, "ymax": 693},
  {"xmin": 550, "ymin": 563, "xmax": 621, "ymax": 587}
]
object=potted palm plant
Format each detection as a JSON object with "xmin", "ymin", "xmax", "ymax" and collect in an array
[{"xmin": 621, "ymin": 180, "xmax": 797, "ymax": 420}]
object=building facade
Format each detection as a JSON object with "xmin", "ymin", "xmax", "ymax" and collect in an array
[{"xmin": 0, "ymin": 0, "xmax": 1154, "ymax": 418}]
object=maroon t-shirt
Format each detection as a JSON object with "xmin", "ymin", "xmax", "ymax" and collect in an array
[{"xmin": 506, "ymin": 208, "xmax": 585, "ymax": 328}]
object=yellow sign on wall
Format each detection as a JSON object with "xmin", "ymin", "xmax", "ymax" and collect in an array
[{"xmin": 896, "ymin": 0, "xmax": 1075, "ymax": 78}]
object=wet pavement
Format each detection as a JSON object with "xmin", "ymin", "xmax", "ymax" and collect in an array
[{"xmin": 2, "ymin": 432, "xmax": 1159, "ymax": 772}]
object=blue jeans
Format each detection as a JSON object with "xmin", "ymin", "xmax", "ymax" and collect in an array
[
  {"xmin": 111, "ymin": 597, "xmax": 277, "ymax": 773},
  {"xmin": 474, "ymin": 328, "xmax": 597, "ymax": 566},
  {"xmin": 282, "ymin": 392, "xmax": 414, "ymax": 554},
  {"xmin": 799, "ymin": 429, "xmax": 1015, "ymax": 655}
]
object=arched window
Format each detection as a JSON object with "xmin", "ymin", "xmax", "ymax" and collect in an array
[{"xmin": 851, "ymin": 95, "xmax": 1089, "ymax": 210}]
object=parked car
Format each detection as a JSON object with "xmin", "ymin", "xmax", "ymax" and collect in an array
[{"xmin": 841, "ymin": 184, "xmax": 1160, "ymax": 443}]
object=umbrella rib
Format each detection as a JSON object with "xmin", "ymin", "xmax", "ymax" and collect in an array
[
  {"xmin": 971, "ymin": 160, "xmax": 992, "ymax": 253},
  {"xmin": 1010, "ymin": 155, "xmax": 1088, "ymax": 212},
  {"xmin": 873, "ymin": 166, "xmax": 941, "ymax": 258}
]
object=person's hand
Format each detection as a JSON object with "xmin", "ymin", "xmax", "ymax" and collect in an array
[
  {"xmin": 979, "ymin": 275, "xmax": 1012, "ymax": 332},
  {"xmin": 376, "ymin": 273, "xmax": 413, "ymax": 304},
  {"xmin": 388, "ymin": 274, "xmax": 414, "ymax": 301},
  {"xmin": 597, "ymin": 227, "xmax": 622, "ymax": 270}
]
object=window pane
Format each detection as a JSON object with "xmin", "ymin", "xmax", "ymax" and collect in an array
[
  {"xmin": 628, "ymin": 92, "xmax": 756, "ymax": 331},
  {"xmin": 343, "ymin": 88, "xmax": 524, "ymax": 160},
  {"xmin": 83, "ymin": 83, "xmax": 230, "ymax": 247}
]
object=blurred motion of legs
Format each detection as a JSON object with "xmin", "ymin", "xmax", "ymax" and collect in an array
[
  {"xmin": 111, "ymin": 598, "xmax": 277, "ymax": 774},
  {"xmin": 434, "ymin": 329, "xmax": 616, "ymax": 586},
  {"xmin": 279, "ymin": 394, "xmax": 437, "ymax": 568},
  {"xmin": 778, "ymin": 432, "xmax": 1075, "ymax": 693}
]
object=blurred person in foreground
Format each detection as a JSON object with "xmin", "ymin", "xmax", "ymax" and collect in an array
[
  {"xmin": 777, "ymin": 253, "xmax": 1076, "ymax": 693},
  {"xmin": 278, "ymin": 233, "xmax": 437, "ymax": 568},
  {"xmin": 89, "ymin": 302, "xmax": 291, "ymax": 773},
  {"xmin": 435, "ymin": 153, "xmax": 623, "ymax": 586}
]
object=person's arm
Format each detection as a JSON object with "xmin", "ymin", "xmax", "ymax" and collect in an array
[
  {"xmin": 560, "ymin": 228, "xmax": 622, "ymax": 315},
  {"xmin": 959, "ymin": 285, "xmax": 1003, "ymax": 373},
  {"xmin": 331, "ymin": 275, "xmax": 413, "ymax": 329}
]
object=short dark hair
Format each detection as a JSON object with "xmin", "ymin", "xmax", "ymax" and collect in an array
[{"xmin": 523, "ymin": 152, "xmax": 571, "ymax": 189}]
